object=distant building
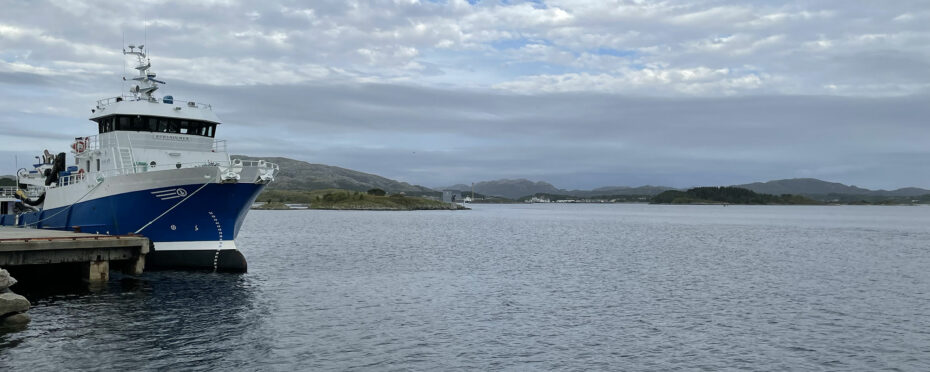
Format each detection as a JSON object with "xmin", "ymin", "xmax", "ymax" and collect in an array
[
  {"xmin": 442, "ymin": 190, "xmax": 462, "ymax": 203},
  {"xmin": 527, "ymin": 196, "xmax": 551, "ymax": 203}
]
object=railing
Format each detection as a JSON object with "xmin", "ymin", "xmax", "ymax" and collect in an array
[
  {"xmin": 0, "ymin": 186, "xmax": 41, "ymax": 199},
  {"xmin": 96, "ymin": 95, "xmax": 135, "ymax": 107},
  {"xmin": 0, "ymin": 186, "xmax": 16, "ymax": 198},
  {"xmin": 96, "ymin": 96, "xmax": 212, "ymax": 110},
  {"xmin": 72, "ymin": 135, "xmax": 99, "ymax": 153},
  {"xmin": 173, "ymin": 99, "xmax": 213, "ymax": 110},
  {"xmin": 213, "ymin": 140, "xmax": 227, "ymax": 153},
  {"xmin": 236, "ymin": 160, "xmax": 280, "ymax": 172}
]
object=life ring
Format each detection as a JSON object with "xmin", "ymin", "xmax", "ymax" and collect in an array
[{"xmin": 72, "ymin": 137, "xmax": 89, "ymax": 154}]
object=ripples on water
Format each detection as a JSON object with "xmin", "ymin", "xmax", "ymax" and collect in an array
[{"xmin": 2, "ymin": 205, "xmax": 929, "ymax": 370}]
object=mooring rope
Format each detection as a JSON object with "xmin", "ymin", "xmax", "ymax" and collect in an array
[
  {"xmin": 22, "ymin": 179, "xmax": 104, "ymax": 228},
  {"xmin": 134, "ymin": 181, "xmax": 212, "ymax": 234}
]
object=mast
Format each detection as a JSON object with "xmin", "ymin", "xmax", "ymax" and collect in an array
[{"xmin": 123, "ymin": 44, "xmax": 165, "ymax": 101}]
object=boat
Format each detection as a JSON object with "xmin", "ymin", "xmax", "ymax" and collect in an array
[{"xmin": 0, "ymin": 44, "xmax": 278, "ymax": 272}]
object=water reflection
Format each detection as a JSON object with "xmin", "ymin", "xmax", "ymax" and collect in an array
[
  {"xmin": 0, "ymin": 271, "xmax": 275, "ymax": 371},
  {"xmin": 3, "ymin": 205, "xmax": 930, "ymax": 370}
]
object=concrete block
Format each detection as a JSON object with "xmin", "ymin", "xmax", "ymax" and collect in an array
[
  {"xmin": 85, "ymin": 260, "xmax": 109, "ymax": 283},
  {"xmin": 122, "ymin": 255, "xmax": 146, "ymax": 276}
]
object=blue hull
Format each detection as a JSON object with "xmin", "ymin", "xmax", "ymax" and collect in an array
[{"xmin": 0, "ymin": 182, "xmax": 266, "ymax": 271}]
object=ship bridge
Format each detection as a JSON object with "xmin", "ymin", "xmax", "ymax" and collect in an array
[{"xmin": 90, "ymin": 99, "xmax": 220, "ymax": 138}]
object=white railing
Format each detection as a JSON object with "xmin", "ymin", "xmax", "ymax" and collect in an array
[
  {"xmin": 0, "ymin": 186, "xmax": 16, "ymax": 198},
  {"xmin": 96, "ymin": 96, "xmax": 212, "ymax": 110},
  {"xmin": 71, "ymin": 135, "xmax": 99, "ymax": 153},
  {"xmin": 2, "ymin": 184, "xmax": 43, "ymax": 199},
  {"xmin": 87, "ymin": 135, "xmax": 99, "ymax": 151},
  {"xmin": 213, "ymin": 140, "xmax": 227, "ymax": 153},
  {"xmin": 236, "ymin": 160, "xmax": 280, "ymax": 172},
  {"xmin": 96, "ymin": 95, "xmax": 135, "ymax": 107},
  {"xmin": 174, "ymin": 99, "xmax": 213, "ymax": 110}
]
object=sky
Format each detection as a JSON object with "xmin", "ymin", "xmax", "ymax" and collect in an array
[{"xmin": 0, "ymin": 0, "xmax": 928, "ymax": 190}]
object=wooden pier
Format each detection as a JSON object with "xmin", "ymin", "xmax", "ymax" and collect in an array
[{"xmin": 0, "ymin": 227, "xmax": 150, "ymax": 283}]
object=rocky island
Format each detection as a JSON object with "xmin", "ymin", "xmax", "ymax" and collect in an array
[{"xmin": 651, "ymin": 187, "xmax": 821, "ymax": 205}]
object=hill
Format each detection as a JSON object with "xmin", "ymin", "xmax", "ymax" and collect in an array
[
  {"xmin": 441, "ymin": 179, "xmax": 674, "ymax": 199},
  {"xmin": 576, "ymin": 185, "xmax": 676, "ymax": 197},
  {"xmin": 441, "ymin": 179, "xmax": 563, "ymax": 199},
  {"xmin": 255, "ymin": 189, "xmax": 464, "ymax": 210},
  {"xmin": 734, "ymin": 178, "xmax": 930, "ymax": 197},
  {"xmin": 0, "ymin": 175, "xmax": 14, "ymax": 187},
  {"xmin": 234, "ymin": 156, "xmax": 435, "ymax": 195},
  {"xmin": 652, "ymin": 187, "xmax": 821, "ymax": 205}
]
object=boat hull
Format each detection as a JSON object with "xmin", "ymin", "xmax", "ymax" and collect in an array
[
  {"xmin": 1, "ymin": 180, "xmax": 266, "ymax": 272},
  {"xmin": 146, "ymin": 247, "xmax": 248, "ymax": 272}
]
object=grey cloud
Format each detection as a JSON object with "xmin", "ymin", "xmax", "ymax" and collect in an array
[
  {"xmin": 0, "ymin": 71, "xmax": 55, "ymax": 86},
  {"xmin": 170, "ymin": 80, "xmax": 930, "ymax": 189},
  {"xmin": 2, "ymin": 0, "xmax": 928, "ymax": 190}
]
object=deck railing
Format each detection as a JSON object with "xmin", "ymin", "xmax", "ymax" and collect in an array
[
  {"xmin": 212, "ymin": 140, "xmax": 227, "ymax": 153},
  {"xmin": 96, "ymin": 96, "xmax": 213, "ymax": 110},
  {"xmin": 74, "ymin": 135, "xmax": 100, "ymax": 152},
  {"xmin": 0, "ymin": 186, "xmax": 17, "ymax": 198}
]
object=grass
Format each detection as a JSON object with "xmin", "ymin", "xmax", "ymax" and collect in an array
[{"xmin": 255, "ymin": 189, "xmax": 467, "ymax": 210}]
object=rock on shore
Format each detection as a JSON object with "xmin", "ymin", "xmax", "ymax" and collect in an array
[{"xmin": 0, "ymin": 268, "xmax": 30, "ymax": 329}]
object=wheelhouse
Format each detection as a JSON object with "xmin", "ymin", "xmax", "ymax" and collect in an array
[{"xmin": 94, "ymin": 115, "xmax": 218, "ymax": 138}]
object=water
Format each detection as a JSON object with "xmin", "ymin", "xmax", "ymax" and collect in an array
[{"xmin": 2, "ymin": 204, "xmax": 929, "ymax": 370}]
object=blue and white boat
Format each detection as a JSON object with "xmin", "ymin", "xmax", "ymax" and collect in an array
[{"xmin": 0, "ymin": 45, "xmax": 278, "ymax": 272}]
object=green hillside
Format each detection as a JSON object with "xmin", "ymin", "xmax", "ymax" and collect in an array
[
  {"xmin": 651, "ymin": 187, "xmax": 821, "ymax": 205},
  {"xmin": 235, "ymin": 156, "xmax": 436, "ymax": 195},
  {"xmin": 256, "ymin": 189, "xmax": 465, "ymax": 210}
]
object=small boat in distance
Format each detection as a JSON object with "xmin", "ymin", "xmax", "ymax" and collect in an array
[{"xmin": 0, "ymin": 44, "xmax": 278, "ymax": 272}]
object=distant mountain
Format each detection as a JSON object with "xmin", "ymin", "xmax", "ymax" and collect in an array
[
  {"xmin": 577, "ymin": 185, "xmax": 677, "ymax": 197},
  {"xmin": 880, "ymin": 187, "xmax": 930, "ymax": 197},
  {"xmin": 234, "ymin": 156, "xmax": 435, "ymax": 194},
  {"xmin": 454, "ymin": 179, "xmax": 562, "ymax": 199},
  {"xmin": 734, "ymin": 178, "xmax": 930, "ymax": 197},
  {"xmin": 442, "ymin": 184, "xmax": 472, "ymax": 192},
  {"xmin": 441, "ymin": 179, "xmax": 675, "ymax": 199},
  {"xmin": 222, "ymin": 160, "xmax": 930, "ymax": 201},
  {"xmin": 0, "ymin": 175, "xmax": 14, "ymax": 187}
]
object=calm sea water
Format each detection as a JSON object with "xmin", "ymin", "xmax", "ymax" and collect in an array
[{"xmin": 2, "ymin": 204, "xmax": 929, "ymax": 370}]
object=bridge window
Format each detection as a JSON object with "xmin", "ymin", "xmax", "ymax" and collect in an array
[
  {"xmin": 118, "ymin": 116, "xmax": 131, "ymax": 131},
  {"xmin": 94, "ymin": 115, "xmax": 218, "ymax": 137}
]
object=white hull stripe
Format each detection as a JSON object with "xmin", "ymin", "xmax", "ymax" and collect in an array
[
  {"xmin": 153, "ymin": 240, "xmax": 238, "ymax": 251},
  {"xmin": 151, "ymin": 187, "xmax": 189, "ymax": 200}
]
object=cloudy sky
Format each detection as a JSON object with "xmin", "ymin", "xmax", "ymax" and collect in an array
[{"xmin": 1, "ymin": 0, "xmax": 928, "ymax": 190}]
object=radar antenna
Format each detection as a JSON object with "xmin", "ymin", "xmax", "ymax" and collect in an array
[{"xmin": 123, "ymin": 43, "xmax": 164, "ymax": 101}]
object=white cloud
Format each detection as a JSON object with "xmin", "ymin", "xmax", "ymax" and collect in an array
[
  {"xmin": 493, "ymin": 65, "xmax": 769, "ymax": 95},
  {"xmin": 2, "ymin": 0, "xmax": 930, "ymax": 188},
  {"xmin": 3, "ymin": 1, "xmax": 927, "ymax": 96}
]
